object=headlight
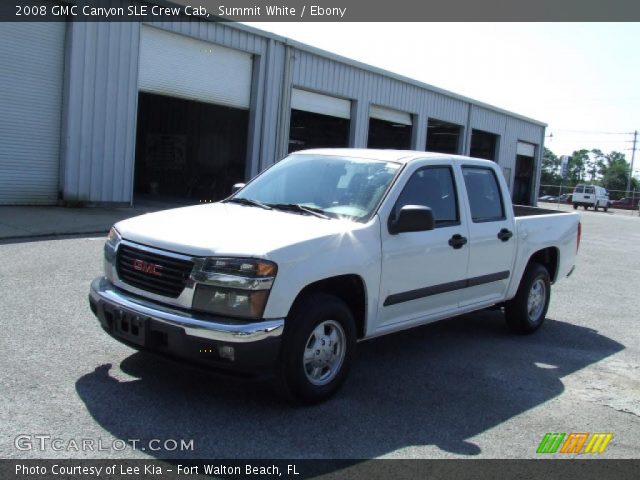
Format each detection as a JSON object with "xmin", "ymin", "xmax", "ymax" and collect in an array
[
  {"xmin": 193, "ymin": 286, "xmax": 269, "ymax": 319},
  {"xmin": 192, "ymin": 257, "xmax": 277, "ymax": 319},
  {"xmin": 201, "ymin": 257, "xmax": 277, "ymax": 277}
]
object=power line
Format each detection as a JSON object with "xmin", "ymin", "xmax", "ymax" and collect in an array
[{"xmin": 548, "ymin": 128, "xmax": 633, "ymax": 135}]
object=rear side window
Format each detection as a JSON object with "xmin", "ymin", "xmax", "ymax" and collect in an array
[
  {"xmin": 395, "ymin": 166, "xmax": 459, "ymax": 227},
  {"xmin": 585, "ymin": 186, "xmax": 595, "ymax": 194},
  {"xmin": 462, "ymin": 167, "xmax": 505, "ymax": 222},
  {"xmin": 574, "ymin": 185, "xmax": 584, "ymax": 193}
]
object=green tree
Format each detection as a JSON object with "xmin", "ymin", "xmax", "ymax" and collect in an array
[
  {"xmin": 600, "ymin": 151, "xmax": 639, "ymax": 193},
  {"xmin": 568, "ymin": 149, "xmax": 590, "ymax": 184},
  {"xmin": 541, "ymin": 147, "xmax": 560, "ymax": 185}
]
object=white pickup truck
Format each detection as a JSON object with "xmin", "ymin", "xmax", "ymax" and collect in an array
[{"xmin": 90, "ymin": 149, "xmax": 581, "ymax": 403}]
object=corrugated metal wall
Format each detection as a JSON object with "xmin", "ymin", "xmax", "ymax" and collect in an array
[
  {"xmin": 57, "ymin": 18, "xmax": 544, "ymax": 204},
  {"xmin": 60, "ymin": 18, "xmax": 273, "ymax": 203},
  {"xmin": 285, "ymin": 47, "xmax": 544, "ymax": 194},
  {"xmin": 60, "ymin": 21, "xmax": 140, "ymax": 204}
]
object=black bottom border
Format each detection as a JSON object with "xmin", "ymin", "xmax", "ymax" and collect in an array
[{"xmin": 3, "ymin": 459, "xmax": 640, "ymax": 480}]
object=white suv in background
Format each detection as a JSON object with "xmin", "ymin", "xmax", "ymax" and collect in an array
[{"xmin": 572, "ymin": 184, "xmax": 609, "ymax": 211}]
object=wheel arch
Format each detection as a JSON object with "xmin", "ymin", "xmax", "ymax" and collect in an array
[
  {"xmin": 289, "ymin": 274, "xmax": 367, "ymax": 340},
  {"xmin": 526, "ymin": 247, "xmax": 559, "ymax": 283}
]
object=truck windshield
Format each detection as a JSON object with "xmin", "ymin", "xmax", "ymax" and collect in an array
[{"xmin": 230, "ymin": 154, "xmax": 402, "ymax": 221}]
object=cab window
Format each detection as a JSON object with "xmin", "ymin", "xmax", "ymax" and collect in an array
[
  {"xmin": 394, "ymin": 166, "xmax": 459, "ymax": 227},
  {"xmin": 462, "ymin": 167, "xmax": 505, "ymax": 222}
]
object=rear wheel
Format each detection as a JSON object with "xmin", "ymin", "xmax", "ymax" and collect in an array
[
  {"xmin": 505, "ymin": 263, "xmax": 551, "ymax": 334},
  {"xmin": 276, "ymin": 293, "xmax": 356, "ymax": 404}
]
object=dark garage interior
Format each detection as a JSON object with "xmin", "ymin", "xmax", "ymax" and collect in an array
[
  {"xmin": 367, "ymin": 117, "xmax": 412, "ymax": 149},
  {"xmin": 288, "ymin": 109, "xmax": 350, "ymax": 153},
  {"xmin": 470, "ymin": 129, "xmax": 499, "ymax": 161},
  {"xmin": 513, "ymin": 154, "xmax": 534, "ymax": 205},
  {"xmin": 426, "ymin": 119, "xmax": 461, "ymax": 154},
  {"xmin": 134, "ymin": 92, "xmax": 248, "ymax": 202}
]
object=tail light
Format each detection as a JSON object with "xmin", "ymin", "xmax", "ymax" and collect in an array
[{"xmin": 577, "ymin": 222, "xmax": 582, "ymax": 252}]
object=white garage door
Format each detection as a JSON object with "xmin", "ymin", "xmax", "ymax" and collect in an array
[
  {"xmin": 139, "ymin": 26, "xmax": 252, "ymax": 109},
  {"xmin": 0, "ymin": 22, "xmax": 65, "ymax": 205},
  {"xmin": 291, "ymin": 89, "xmax": 351, "ymax": 119},
  {"xmin": 517, "ymin": 141, "xmax": 536, "ymax": 157},
  {"xmin": 370, "ymin": 105, "xmax": 412, "ymax": 126}
]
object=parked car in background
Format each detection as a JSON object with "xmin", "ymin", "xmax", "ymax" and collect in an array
[
  {"xmin": 572, "ymin": 185, "xmax": 609, "ymax": 211},
  {"xmin": 559, "ymin": 194, "xmax": 572, "ymax": 204},
  {"xmin": 610, "ymin": 197, "xmax": 640, "ymax": 210},
  {"xmin": 538, "ymin": 195, "xmax": 558, "ymax": 202}
]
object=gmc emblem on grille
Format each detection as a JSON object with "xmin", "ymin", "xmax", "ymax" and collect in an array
[{"xmin": 132, "ymin": 259, "xmax": 163, "ymax": 276}]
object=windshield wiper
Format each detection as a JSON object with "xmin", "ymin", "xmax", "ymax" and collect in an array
[
  {"xmin": 269, "ymin": 203, "xmax": 331, "ymax": 219},
  {"xmin": 225, "ymin": 197, "xmax": 272, "ymax": 210}
]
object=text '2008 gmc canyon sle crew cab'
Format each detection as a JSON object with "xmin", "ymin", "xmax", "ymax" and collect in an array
[{"xmin": 90, "ymin": 149, "xmax": 581, "ymax": 403}]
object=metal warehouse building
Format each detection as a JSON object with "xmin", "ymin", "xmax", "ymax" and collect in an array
[{"xmin": 0, "ymin": 13, "xmax": 546, "ymax": 207}]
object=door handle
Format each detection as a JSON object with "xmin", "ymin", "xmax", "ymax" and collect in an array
[
  {"xmin": 497, "ymin": 228, "xmax": 513, "ymax": 242},
  {"xmin": 448, "ymin": 234, "xmax": 468, "ymax": 249}
]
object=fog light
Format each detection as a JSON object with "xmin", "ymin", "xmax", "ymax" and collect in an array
[{"xmin": 218, "ymin": 345, "xmax": 235, "ymax": 361}]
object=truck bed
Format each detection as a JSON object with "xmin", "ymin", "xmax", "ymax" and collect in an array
[{"xmin": 513, "ymin": 205, "xmax": 567, "ymax": 217}]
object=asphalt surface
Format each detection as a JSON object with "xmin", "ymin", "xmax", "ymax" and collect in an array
[{"xmin": 1, "ymin": 206, "xmax": 639, "ymax": 460}]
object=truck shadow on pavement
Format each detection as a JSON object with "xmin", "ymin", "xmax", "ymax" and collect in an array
[{"xmin": 75, "ymin": 311, "xmax": 623, "ymax": 458}]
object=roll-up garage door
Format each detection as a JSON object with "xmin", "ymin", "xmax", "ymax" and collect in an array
[
  {"xmin": 291, "ymin": 89, "xmax": 351, "ymax": 119},
  {"xmin": 0, "ymin": 22, "xmax": 65, "ymax": 205},
  {"xmin": 517, "ymin": 141, "xmax": 536, "ymax": 157},
  {"xmin": 139, "ymin": 25, "xmax": 252, "ymax": 109},
  {"xmin": 369, "ymin": 105, "xmax": 412, "ymax": 125}
]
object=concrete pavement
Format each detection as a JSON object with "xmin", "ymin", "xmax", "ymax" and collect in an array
[{"xmin": 0, "ymin": 199, "xmax": 191, "ymax": 240}]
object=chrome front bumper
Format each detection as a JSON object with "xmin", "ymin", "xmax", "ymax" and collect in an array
[{"xmin": 89, "ymin": 277, "xmax": 284, "ymax": 343}]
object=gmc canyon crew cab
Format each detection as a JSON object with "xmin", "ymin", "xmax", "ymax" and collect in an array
[{"xmin": 89, "ymin": 149, "xmax": 581, "ymax": 403}]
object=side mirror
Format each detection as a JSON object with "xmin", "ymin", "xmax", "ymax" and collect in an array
[
  {"xmin": 231, "ymin": 183, "xmax": 246, "ymax": 194},
  {"xmin": 388, "ymin": 205, "xmax": 435, "ymax": 235}
]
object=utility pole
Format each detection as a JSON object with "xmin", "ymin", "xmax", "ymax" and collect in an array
[{"xmin": 626, "ymin": 129, "xmax": 637, "ymax": 194}]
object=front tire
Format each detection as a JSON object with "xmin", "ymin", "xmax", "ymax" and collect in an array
[
  {"xmin": 573, "ymin": 204, "xmax": 578, "ymax": 210},
  {"xmin": 505, "ymin": 263, "xmax": 551, "ymax": 334},
  {"xmin": 276, "ymin": 293, "xmax": 356, "ymax": 404}
]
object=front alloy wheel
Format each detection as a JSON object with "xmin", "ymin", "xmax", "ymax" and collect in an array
[
  {"xmin": 277, "ymin": 293, "xmax": 356, "ymax": 404},
  {"xmin": 303, "ymin": 320, "xmax": 346, "ymax": 386}
]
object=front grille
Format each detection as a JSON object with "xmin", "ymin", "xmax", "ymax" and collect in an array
[{"xmin": 116, "ymin": 244, "xmax": 193, "ymax": 298}]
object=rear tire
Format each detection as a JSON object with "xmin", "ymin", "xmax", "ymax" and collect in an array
[
  {"xmin": 276, "ymin": 293, "xmax": 356, "ymax": 404},
  {"xmin": 505, "ymin": 263, "xmax": 551, "ymax": 335}
]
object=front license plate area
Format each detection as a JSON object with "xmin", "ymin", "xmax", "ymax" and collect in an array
[{"xmin": 112, "ymin": 309, "xmax": 147, "ymax": 346}]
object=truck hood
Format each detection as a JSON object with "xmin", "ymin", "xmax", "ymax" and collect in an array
[{"xmin": 114, "ymin": 202, "xmax": 362, "ymax": 258}]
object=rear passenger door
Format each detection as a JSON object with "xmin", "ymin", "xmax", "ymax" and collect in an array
[{"xmin": 458, "ymin": 166, "xmax": 516, "ymax": 307}]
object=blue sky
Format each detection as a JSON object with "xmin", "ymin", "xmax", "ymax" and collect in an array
[{"xmin": 244, "ymin": 22, "xmax": 640, "ymax": 174}]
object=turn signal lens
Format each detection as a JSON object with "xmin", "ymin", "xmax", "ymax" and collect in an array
[{"xmin": 106, "ymin": 227, "xmax": 121, "ymax": 245}]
